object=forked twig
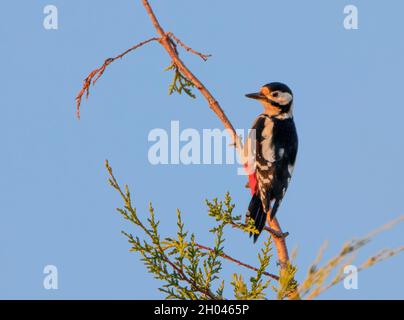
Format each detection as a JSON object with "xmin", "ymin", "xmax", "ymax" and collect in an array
[
  {"xmin": 75, "ymin": 37, "xmax": 159, "ymax": 119},
  {"xmin": 166, "ymin": 32, "xmax": 212, "ymax": 61}
]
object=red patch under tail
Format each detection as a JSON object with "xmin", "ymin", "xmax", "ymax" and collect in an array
[{"xmin": 244, "ymin": 163, "xmax": 258, "ymax": 195}]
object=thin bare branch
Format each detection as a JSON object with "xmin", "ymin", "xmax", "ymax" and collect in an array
[
  {"xmin": 195, "ymin": 243, "xmax": 279, "ymax": 281},
  {"xmin": 166, "ymin": 32, "xmax": 212, "ymax": 61},
  {"xmin": 266, "ymin": 215, "xmax": 290, "ymax": 268},
  {"xmin": 75, "ymin": 37, "xmax": 159, "ymax": 119},
  {"xmin": 141, "ymin": 0, "xmax": 242, "ymax": 153}
]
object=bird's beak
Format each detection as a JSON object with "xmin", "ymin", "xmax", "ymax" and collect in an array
[{"xmin": 245, "ymin": 92, "xmax": 266, "ymax": 101}]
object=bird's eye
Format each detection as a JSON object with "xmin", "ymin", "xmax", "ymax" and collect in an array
[{"xmin": 272, "ymin": 92, "xmax": 279, "ymax": 98}]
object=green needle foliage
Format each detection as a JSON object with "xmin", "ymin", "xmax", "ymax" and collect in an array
[
  {"xmin": 274, "ymin": 261, "xmax": 299, "ymax": 300},
  {"xmin": 165, "ymin": 64, "xmax": 196, "ymax": 99},
  {"xmin": 106, "ymin": 160, "xmax": 404, "ymax": 300},
  {"xmin": 231, "ymin": 237, "xmax": 272, "ymax": 300},
  {"xmin": 106, "ymin": 160, "xmax": 276, "ymax": 299}
]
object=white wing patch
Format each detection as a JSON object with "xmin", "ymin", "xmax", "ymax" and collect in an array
[
  {"xmin": 260, "ymin": 118, "xmax": 275, "ymax": 163},
  {"xmin": 288, "ymin": 164, "xmax": 295, "ymax": 176},
  {"xmin": 278, "ymin": 148, "xmax": 285, "ymax": 159}
]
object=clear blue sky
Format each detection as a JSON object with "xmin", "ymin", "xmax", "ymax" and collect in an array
[{"xmin": 1, "ymin": 0, "xmax": 403, "ymax": 299}]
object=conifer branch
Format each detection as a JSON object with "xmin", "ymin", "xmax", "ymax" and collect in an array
[{"xmin": 106, "ymin": 160, "xmax": 218, "ymax": 300}]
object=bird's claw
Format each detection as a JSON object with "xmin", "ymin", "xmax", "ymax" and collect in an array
[{"xmin": 264, "ymin": 226, "xmax": 289, "ymax": 238}]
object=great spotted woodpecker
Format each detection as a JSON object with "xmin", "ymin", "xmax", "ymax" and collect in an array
[{"xmin": 244, "ymin": 82, "xmax": 298, "ymax": 242}]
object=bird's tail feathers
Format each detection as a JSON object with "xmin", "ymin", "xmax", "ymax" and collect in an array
[
  {"xmin": 247, "ymin": 194, "xmax": 267, "ymax": 243},
  {"xmin": 269, "ymin": 200, "xmax": 281, "ymax": 221}
]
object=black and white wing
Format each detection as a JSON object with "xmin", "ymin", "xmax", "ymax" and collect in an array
[{"xmin": 269, "ymin": 117, "xmax": 298, "ymax": 219}]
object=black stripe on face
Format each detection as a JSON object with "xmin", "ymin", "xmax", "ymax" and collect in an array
[
  {"xmin": 265, "ymin": 97, "xmax": 282, "ymax": 108},
  {"xmin": 265, "ymin": 97, "xmax": 292, "ymax": 114}
]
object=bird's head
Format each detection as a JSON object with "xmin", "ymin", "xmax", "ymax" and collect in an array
[{"xmin": 245, "ymin": 82, "xmax": 294, "ymax": 119}]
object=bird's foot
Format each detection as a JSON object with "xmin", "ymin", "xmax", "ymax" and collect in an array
[{"xmin": 264, "ymin": 226, "xmax": 289, "ymax": 239}]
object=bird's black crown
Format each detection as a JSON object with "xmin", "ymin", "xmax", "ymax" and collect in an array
[{"xmin": 263, "ymin": 82, "xmax": 293, "ymax": 96}]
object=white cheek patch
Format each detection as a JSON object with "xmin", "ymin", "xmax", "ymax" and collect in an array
[
  {"xmin": 263, "ymin": 91, "xmax": 293, "ymax": 106},
  {"xmin": 278, "ymin": 92, "xmax": 293, "ymax": 105}
]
